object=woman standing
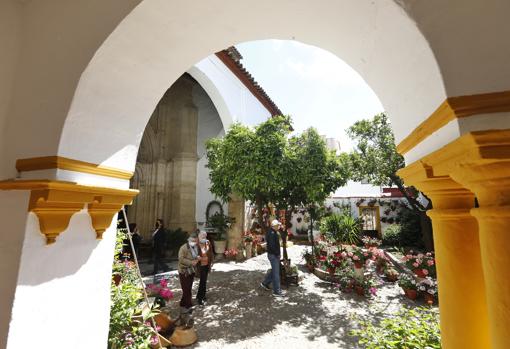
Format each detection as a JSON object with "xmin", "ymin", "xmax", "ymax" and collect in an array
[
  {"xmin": 178, "ymin": 231, "xmax": 200, "ymax": 311},
  {"xmin": 196, "ymin": 231, "xmax": 214, "ymax": 305}
]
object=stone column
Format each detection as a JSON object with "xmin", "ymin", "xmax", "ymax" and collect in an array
[
  {"xmin": 398, "ymin": 162, "xmax": 490, "ymax": 349},
  {"xmin": 160, "ymin": 76, "xmax": 198, "ymax": 234},
  {"xmin": 436, "ymin": 130, "xmax": 510, "ymax": 349},
  {"xmin": 227, "ymin": 194, "xmax": 245, "ymax": 249}
]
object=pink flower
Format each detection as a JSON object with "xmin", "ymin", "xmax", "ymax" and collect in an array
[
  {"xmin": 160, "ymin": 279, "xmax": 168, "ymax": 287},
  {"xmin": 159, "ymin": 288, "xmax": 173, "ymax": 300},
  {"xmin": 412, "ymin": 262, "xmax": 419, "ymax": 268},
  {"xmin": 341, "ymin": 252, "xmax": 347, "ymax": 258},
  {"xmin": 348, "ymin": 252, "xmax": 353, "ymax": 257},
  {"xmin": 422, "ymin": 269, "xmax": 429, "ymax": 275},
  {"xmin": 353, "ymin": 255, "xmax": 360, "ymax": 261},
  {"xmin": 363, "ymin": 252, "xmax": 368, "ymax": 257},
  {"xmin": 427, "ymin": 260, "xmax": 435, "ymax": 266},
  {"xmin": 369, "ymin": 287, "xmax": 377, "ymax": 296},
  {"xmin": 150, "ymin": 336, "xmax": 159, "ymax": 346}
]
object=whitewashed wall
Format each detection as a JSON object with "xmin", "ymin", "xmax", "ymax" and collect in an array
[
  {"xmin": 193, "ymin": 83, "xmax": 227, "ymax": 225},
  {"xmin": 5, "ymin": 208, "xmax": 117, "ymax": 349},
  {"xmin": 191, "ymin": 55, "xmax": 271, "ymax": 128}
]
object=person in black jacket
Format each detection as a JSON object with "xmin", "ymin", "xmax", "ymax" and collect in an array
[
  {"xmin": 260, "ymin": 219, "xmax": 285, "ymax": 297},
  {"xmin": 152, "ymin": 219, "xmax": 169, "ymax": 274}
]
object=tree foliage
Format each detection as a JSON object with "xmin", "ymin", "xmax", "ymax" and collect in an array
[
  {"xmin": 346, "ymin": 113, "xmax": 427, "ymax": 212},
  {"xmin": 206, "ymin": 115, "xmax": 349, "ymax": 226}
]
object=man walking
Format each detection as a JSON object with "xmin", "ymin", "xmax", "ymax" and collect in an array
[
  {"xmin": 152, "ymin": 218, "xmax": 169, "ymax": 274},
  {"xmin": 260, "ymin": 219, "xmax": 285, "ymax": 297}
]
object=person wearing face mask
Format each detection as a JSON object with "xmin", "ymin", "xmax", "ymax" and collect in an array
[
  {"xmin": 178, "ymin": 231, "xmax": 201, "ymax": 311},
  {"xmin": 152, "ymin": 219, "xmax": 169, "ymax": 274},
  {"xmin": 196, "ymin": 230, "xmax": 214, "ymax": 305}
]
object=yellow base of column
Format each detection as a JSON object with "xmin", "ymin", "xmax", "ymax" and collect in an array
[
  {"xmin": 428, "ymin": 209, "xmax": 491, "ymax": 349},
  {"xmin": 472, "ymin": 207, "xmax": 510, "ymax": 349}
]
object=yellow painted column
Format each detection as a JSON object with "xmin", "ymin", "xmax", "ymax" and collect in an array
[
  {"xmin": 398, "ymin": 163, "xmax": 491, "ymax": 349},
  {"xmin": 450, "ymin": 160, "xmax": 510, "ymax": 349}
]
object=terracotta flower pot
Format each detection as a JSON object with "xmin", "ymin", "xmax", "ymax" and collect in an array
[
  {"xmin": 355, "ymin": 285, "xmax": 365, "ymax": 296},
  {"xmin": 354, "ymin": 261, "xmax": 363, "ymax": 269},
  {"xmin": 423, "ymin": 293, "xmax": 436, "ymax": 305},
  {"xmin": 404, "ymin": 288, "xmax": 418, "ymax": 300},
  {"xmin": 386, "ymin": 274, "xmax": 398, "ymax": 282},
  {"xmin": 112, "ymin": 274, "xmax": 122, "ymax": 286},
  {"xmin": 154, "ymin": 312, "xmax": 174, "ymax": 332}
]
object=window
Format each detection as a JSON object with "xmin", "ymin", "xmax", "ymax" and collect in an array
[{"xmin": 360, "ymin": 207, "xmax": 377, "ymax": 231}]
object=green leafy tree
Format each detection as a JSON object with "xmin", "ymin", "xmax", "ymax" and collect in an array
[
  {"xmin": 274, "ymin": 128, "xmax": 350, "ymax": 256},
  {"xmin": 346, "ymin": 113, "xmax": 433, "ymax": 249},
  {"xmin": 206, "ymin": 115, "xmax": 291, "ymax": 226},
  {"xmin": 206, "ymin": 117, "xmax": 350, "ymax": 245}
]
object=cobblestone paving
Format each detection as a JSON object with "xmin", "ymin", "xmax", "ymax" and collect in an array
[{"xmin": 161, "ymin": 245, "xmax": 424, "ymax": 349}]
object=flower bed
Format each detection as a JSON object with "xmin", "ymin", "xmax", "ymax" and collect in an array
[{"xmin": 305, "ymin": 239, "xmax": 439, "ymax": 304}]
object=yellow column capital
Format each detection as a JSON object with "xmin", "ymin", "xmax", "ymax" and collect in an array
[{"xmin": 397, "ymin": 160, "xmax": 474, "ymax": 209}]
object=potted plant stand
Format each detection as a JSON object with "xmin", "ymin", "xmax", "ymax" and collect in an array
[{"xmin": 214, "ymin": 240, "xmax": 227, "ymax": 255}]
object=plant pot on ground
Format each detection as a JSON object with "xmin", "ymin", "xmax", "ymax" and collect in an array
[
  {"xmin": 214, "ymin": 240, "xmax": 227, "ymax": 255},
  {"xmin": 404, "ymin": 288, "xmax": 418, "ymax": 300},
  {"xmin": 355, "ymin": 285, "xmax": 365, "ymax": 296}
]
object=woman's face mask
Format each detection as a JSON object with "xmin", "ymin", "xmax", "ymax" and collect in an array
[
  {"xmin": 200, "ymin": 239, "xmax": 207, "ymax": 244},
  {"xmin": 188, "ymin": 239, "xmax": 197, "ymax": 246}
]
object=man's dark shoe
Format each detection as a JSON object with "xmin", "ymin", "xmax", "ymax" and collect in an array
[
  {"xmin": 260, "ymin": 282, "xmax": 271, "ymax": 291},
  {"xmin": 273, "ymin": 291, "xmax": 286, "ymax": 298}
]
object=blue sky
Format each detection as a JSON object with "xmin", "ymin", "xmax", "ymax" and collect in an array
[{"xmin": 236, "ymin": 40, "xmax": 384, "ymax": 152}]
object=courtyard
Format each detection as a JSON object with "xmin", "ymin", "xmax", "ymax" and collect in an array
[{"xmin": 144, "ymin": 245, "xmax": 432, "ymax": 349}]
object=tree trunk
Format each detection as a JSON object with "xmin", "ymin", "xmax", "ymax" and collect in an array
[
  {"xmin": 280, "ymin": 208, "xmax": 293, "ymax": 261},
  {"xmin": 256, "ymin": 196, "xmax": 264, "ymax": 229}
]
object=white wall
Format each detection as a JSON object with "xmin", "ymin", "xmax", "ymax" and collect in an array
[
  {"xmin": 0, "ymin": 191, "xmax": 30, "ymax": 349},
  {"xmin": 43, "ymin": 0, "xmax": 447, "ymax": 175},
  {"xmin": 332, "ymin": 180, "xmax": 383, "ymax": 198},
  {"xmin": 6, "ymin": 210, "xmax": 117, "ymax": 349},
  {"xmin": 192, "ymin": 56, "xmax": 271, "ymax": 127},
  {"xmin": 193, "ymin": 83, "xmax": 227, "ymax": 224}
]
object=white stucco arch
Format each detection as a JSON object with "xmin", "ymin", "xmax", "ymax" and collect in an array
[
  {"xmin": 187, "ymin": 66, "xmax": 234, "ymax": 132},
  {"xmin": 54, "ymin": 0, "xmax": 445, "ymax": 174}
]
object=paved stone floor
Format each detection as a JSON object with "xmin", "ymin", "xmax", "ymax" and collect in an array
[{"xmin": 158, "ymin": 245, "xmax": 425, "ymax": 349}]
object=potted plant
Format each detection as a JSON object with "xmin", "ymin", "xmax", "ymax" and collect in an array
[
  {"xmin": 402, "ymin": 251, "xmax": 436, "ymax": 279},
  {"xmin": 353, "ymin": 275, "xmax": 377, "ymax": 297},
  {"xmin": 243, "ymin": 231, "xmax": 254, "ymax": 258},
  {"xmin": 347, "ymin": 246, "xmax": 373, "ymax": 270},
  {"xmin": 362, "ymin": 236, "xmax": 382, "ymax": 249},
  {"xmin": 371, "ymin": 248, "xmax": 388, "ymax": 274},
  {"xmin": 224, "ymin": 248, "xmax": 239, "ymax": 260},
  {"xmin": 384, "ymin": 267, "xmax": 399, "ymax": 282},
  {"xmin": 417, "ymin": 277, "xmax": 438, "ymax": 305},
  {"xmin": 303, "ymin": 250, "xmax": 315, "ymax": 272},
  {"xmin": 145, "ymin": 278, "xmax": 175, "ymax": 307},
  {"xmin": 206, "ymin": 212, "xmax": 235, "ymax": 255},
  {"xmin": 398, "ymin": 273, "xmax": 418, "ymax": 300}
]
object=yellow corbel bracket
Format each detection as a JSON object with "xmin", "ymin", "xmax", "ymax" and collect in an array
[{"xmin": 0, "ymin": 180, "xmax": 138, "ymax": 245}]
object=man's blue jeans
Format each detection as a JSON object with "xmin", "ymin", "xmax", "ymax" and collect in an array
[{"xmin": 263, "ymin": 253, "xmax": 281, "ymax": 294}]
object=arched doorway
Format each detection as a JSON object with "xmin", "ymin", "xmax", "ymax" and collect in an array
[{"xmin": 1, "ymin": 1, "xmax": 510, "ymax": 348}]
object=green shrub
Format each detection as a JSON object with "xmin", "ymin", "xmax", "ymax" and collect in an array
[
  {"xmin": 382, "ymin": 224, "xmax": 401, "ymax": 246},
  {"xmin": 109, "ymin": 229, "xmax": 156, "ymax": 349},
  {"xmin": 320, "ymin": 213, "xmax": 362, "ymax": 245},
  {"xmin": 351, "ymin": 306, "xmax": 441, "ymax": 349},
  {"xmin": 399, "ymin": 208, "xmax": 423, "ymax": 248},
  {"xmin": 166, "ymin": 228, "xmax": 188, "ymax": 256}
]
